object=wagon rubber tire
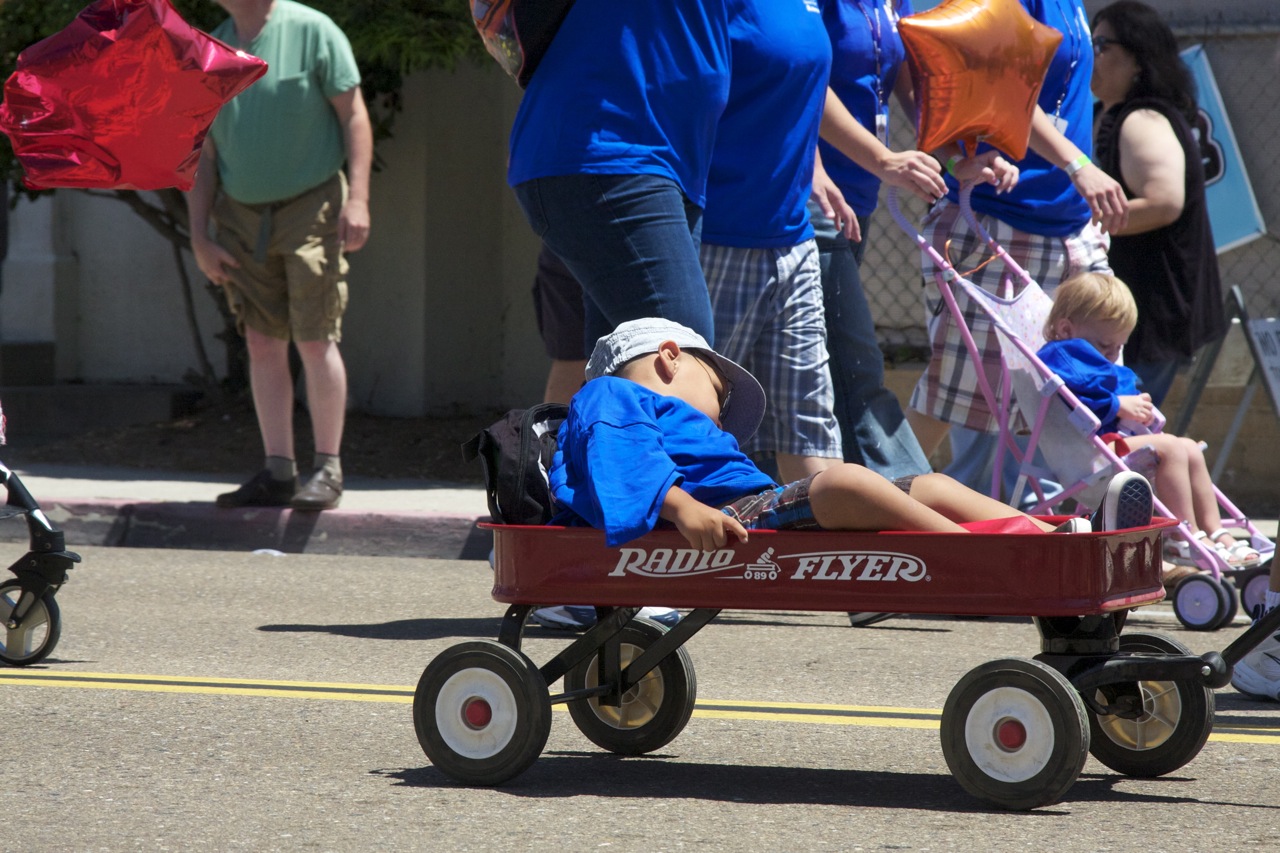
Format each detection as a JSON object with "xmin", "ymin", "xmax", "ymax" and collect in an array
[
  {"xmin": 413, "ymin": 640, "xmax": 551, "ymax": 785},
  {"xmin": 1171, "ymin": 573, "xmax": 1231, "ymax": 631},
  {"xmin": 0, "ymin": 580, "xmax": 61, "ymax": 667},
  {"xmin": 565, "ymin": 617, "xmax": 697, "ymax": 755},
  {"xmin": 1086, "ymin": 632, "xmax": 1214, "ymax": 778},
  {"xmin": 941, "ymin": 657, "xmax": 1090, "ymax": 810}
]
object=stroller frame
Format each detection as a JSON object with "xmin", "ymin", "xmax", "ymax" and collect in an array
[
  {"xmin": 886, "ymin": 187, "xmax": 1273, "ymax": 630},
  {"xmin": 1, "ymin": 459, "xmax": 80, "ymax": 665}
]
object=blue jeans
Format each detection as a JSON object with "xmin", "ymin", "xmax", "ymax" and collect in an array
[
  {"xmin": 1128, "ymin": 359, "xmax": 1182, "ymax": 409},
  {"xmin": 946, "ymin": 426, "xmax": 1062, "ymax": 511},
  {"xmin": 514, "ymin": 174, "xmax": 715, "ymax": 349},
  {"xmin": 810, "ymin": 204, "xmax": 931, "ymax": 479}
]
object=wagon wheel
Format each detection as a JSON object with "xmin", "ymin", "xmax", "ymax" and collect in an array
[
  {"xmin": 413, "ymin": 640, "xmax": 551, "ymax": 785},
  {"xmin": 565, "ymin": 617, "xmax": 697, "ymax": 755},
  {"xmin": 940, "ymin": 658, "xmax": 1090, "ymax": 810},
  {"xmin": 1171, "ymin": 573, "xmax": 1232, "ymax": 631},
  {"xmin": 1087, "ymin": 632, "xmax": 1214, "ymax": 778},
  {"xmin": 0, "ymin": 580, "xmax": 61, "ymax": 667}
]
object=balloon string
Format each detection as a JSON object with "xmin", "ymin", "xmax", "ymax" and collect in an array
[{"xmin": 943, "ymin": 238, "xmax": 1000, "ymax": 278}]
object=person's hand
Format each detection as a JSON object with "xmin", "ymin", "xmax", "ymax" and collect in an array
[
  {"xmin": 1118, "ymin": 393, "xmax": 1155, "ymax": 424},
  {"xmin": 671, "ymin": 500, "xmax": 749, "ymax": 552},
  {"xmin": 338, "ymin": 197, "xmax": 370, "ymax": 252},
  {"xmin": 877, "ymin": 149, "xmax": 947, "ymax": 204},
  {"xmin": 810, "ymin": 168, "xmax": 860, "ymax": 242},
  {"xmin": 191, "ymin": 234, "xmax": 239, "ymax": 286},
  {"xmin": 953, "ymin": 151, "xmax": 1019, "ymax": 194},
  {"xmin": 1071, "ymin": 163, "xmax": 1129, "ymax": 234}
]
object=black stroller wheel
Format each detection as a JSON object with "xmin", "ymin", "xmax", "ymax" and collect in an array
[{"xmin": 0, "ymin": 579, "xmax": 61, "ymax": 666}]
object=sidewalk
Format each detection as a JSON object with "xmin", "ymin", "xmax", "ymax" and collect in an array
[
  {"xmin": 3, "ymin": 461, "xmax": 1276, "ymax": 563},
  {"xmin": 1, "ymin": 462, "xmax": 493, "ymax": 559}
]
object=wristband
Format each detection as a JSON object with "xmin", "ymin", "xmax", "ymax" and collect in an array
[
  {"xmin": 1064, "ymin": 154, "xmax": 1091, "ymax": 176},
  {"xmin": 945, "ymin": 155, "xmax": 964, "ymax": 177}
]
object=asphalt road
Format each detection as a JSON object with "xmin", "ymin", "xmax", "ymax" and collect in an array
[{"xmin": 3, "ymin": 546, "xmax": 1279, "ymax": 851}]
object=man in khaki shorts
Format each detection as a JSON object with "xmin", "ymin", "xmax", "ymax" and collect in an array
[{"xmin": 186, "ymin": 0, "xmax": 372, "ymax": 510}]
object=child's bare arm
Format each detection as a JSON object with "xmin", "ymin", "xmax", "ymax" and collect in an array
[
  {"xmin": 1117, "ymin": 393, "xmax": 1154, "ymax": 425},
  {"xmin": 660, "ymin": 486, "xmax": 749, "ymax": 551}
]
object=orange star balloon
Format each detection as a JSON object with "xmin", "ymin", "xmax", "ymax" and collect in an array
[{"xmin": 900, "ymin": 0, "xmax": 1062, "ymax": 160}]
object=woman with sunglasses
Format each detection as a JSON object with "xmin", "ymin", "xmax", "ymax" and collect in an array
[{"xmin": 1090, "ymin": 0, "xmax": 1227, "ymax": 406}]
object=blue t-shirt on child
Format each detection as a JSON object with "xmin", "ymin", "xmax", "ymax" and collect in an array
[
  {"xmin": 1037, "ymin": 338, "xmax": 1140, "ymax": 432},
  {"xmin": 549, "ymin": 377, "xmax": 776, "ymax": 546}
]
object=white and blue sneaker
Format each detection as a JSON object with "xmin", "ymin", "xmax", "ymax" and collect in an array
[
  {"xmin": 1091, "ymin": 472, "xmax": 1153, "ymax": 532},
  {"xmin": 530, "ymin": 605, "xmax": 598, "ymax": 631},
  {"xmin": 635, "ymin": 607, "xmax": 681, "ymax": 628},
  {"xmin": 1231, "ymin": 616, "xmax": 1280, "ymax": 701},
  {"xmin": 529, "ymin": 605, "xmax": 681, "ymax": 632}
]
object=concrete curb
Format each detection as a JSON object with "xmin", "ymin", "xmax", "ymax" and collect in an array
[{"xmin": 9, "ymin": 499, "xmax": 492, "ymax": 560}]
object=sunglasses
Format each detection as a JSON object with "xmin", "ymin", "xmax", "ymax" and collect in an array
[{"xmin": 1091, "ymin": 35, "xmax": 1124, "ymax": 55}]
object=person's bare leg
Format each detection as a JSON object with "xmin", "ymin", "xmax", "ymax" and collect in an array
[
  {"xmin": 777, "ymin": 453, "xmax": 839, "ymax": 484},
  {"xmin": 901, "ymin": 472, "xmax": 1057, "ymax": 531},
  {"xmin": 245, "ymin": 327, "xmax": 295, "ymax": 460},
  {"xmin": 808, "ymin": 465, "xmax": 968, "ymax": 532},
  {"xmin": 906, "ymin": 409, "xmax": 951, "ymax": 458},
  {"xmin": 295, "ymin": 338, "xmax": 347, "ymax": 457},
  {"xmin": 1127, "ymin": 434, "xmax": 1195, "ymax": 528},
  {"xmin": 544, "ymin": 358, "xmax": 587, "ymax": 405}
]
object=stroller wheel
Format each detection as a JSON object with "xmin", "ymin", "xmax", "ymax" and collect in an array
[
  {"xmin": 1238, "ymin": 568, "xmax": 1271, "ymax": 619},
  {"xmin": 1171, "ymin": 573, "xmax": 1232, "ymax": 632},
  {"xmin": 0, "ymin": 579, "xmax": 62, "ymax": 666}
]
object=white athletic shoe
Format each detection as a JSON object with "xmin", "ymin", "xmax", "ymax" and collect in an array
[
  {"xmin": 1091, "ymin": 472, "xmax": 1153, "ymax": 532},
  {"xmin": 1232, "ymin": 620, "xmax": 1280, "ymax": 701}
]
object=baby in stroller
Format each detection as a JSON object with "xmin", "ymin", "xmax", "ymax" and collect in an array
[{"xmin": 1037, "ymin": 272, "xmax": 1271, "ymax": 576}]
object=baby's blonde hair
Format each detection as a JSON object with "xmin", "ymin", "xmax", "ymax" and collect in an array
[{"xmin": 1043, "ymin": 272, "xmax": 1139, "ymax": 341}]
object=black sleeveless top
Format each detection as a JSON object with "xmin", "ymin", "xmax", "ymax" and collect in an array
[{"xmin": 1094, "ymin": 97, "xmax": 1226, "ymax": 362}]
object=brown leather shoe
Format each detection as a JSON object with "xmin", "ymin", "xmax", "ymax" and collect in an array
[
  {"xmin": 291, "ymin": 468, "xmax": 343, "ymax": 511},
  {"xmin": 216, "ymin": 470, "xmax": 297, "ymax": 508}
]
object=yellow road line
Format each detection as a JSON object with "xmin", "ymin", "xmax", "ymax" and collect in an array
[{"xmin": 3, "ymin": 669, "xmax": 1278, "ymax": 744}]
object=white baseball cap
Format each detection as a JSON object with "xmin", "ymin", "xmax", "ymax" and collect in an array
[{"xmin": 585, "ymin": 318, "xmax": 766, "ymax": 443}]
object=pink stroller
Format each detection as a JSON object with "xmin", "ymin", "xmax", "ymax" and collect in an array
[{"xmin": 887, "ymin": 187, "xmax": 1274, "ymax": 631}]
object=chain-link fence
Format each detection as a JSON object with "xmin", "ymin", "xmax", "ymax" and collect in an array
[{"xmin": 861, "ymin": 26, "xmax": 1280, "ymax": 359}]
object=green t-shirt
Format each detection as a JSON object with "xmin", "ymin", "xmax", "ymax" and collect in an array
[{"xmin": 210, "ymin": 0, "xmax": 361, "ymax": 204}]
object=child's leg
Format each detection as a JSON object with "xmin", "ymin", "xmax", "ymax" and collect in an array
[
  {"xmin": 807, "ymin": 466, "xmax": 1056, "ymax": 533},
  {"xmin": 808, "ymin": 465, "xmax": 967, "ymax": 532},
  {"xmin": 1126, "ymin": 434, "xmax": 1196, "ymax": 527},
  {"xmin": 1179, "ymin": 436, "xmax": 1228, "ymax": 536},
  {"xmin": 898, "ymin": 472, "xmax": 1056, "ymax": 531}
]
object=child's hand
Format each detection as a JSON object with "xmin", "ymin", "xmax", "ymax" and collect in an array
[
  {"xmin": 661, "ymin": 487, "xmax": 749, "ymax": 551},
  {"xmin": 1118, "ymin": 393, "xmax": 1155, "ymax": 424}
]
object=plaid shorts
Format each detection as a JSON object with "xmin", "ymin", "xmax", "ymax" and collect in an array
[
  {"xmin": 720, "ymin": 476, "xmax": 822, "ymax": 530},
  {"xmin": 701, "ymin": 240, "xmax": 842, "ymax": 459},
  {"xmin": 909, "ymin": 199, "xmax": 1110, "ymax": 432}
]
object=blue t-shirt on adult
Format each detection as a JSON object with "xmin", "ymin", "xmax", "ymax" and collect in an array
[
  {"xmin": 507, "ymin": 0, "xmax": 736, "ymax": 209},
  {"xmin": 942, "ymin": 0, "xmax": 1095, "ymax": 237},
  {"xmin": 549, "ymin": 377, "xmax": 776, "ymax": 546},
  {"xmin": 700, "ymin": 0, "xmax": 832, "ymax": 248},
  {"xmin": 1038, "ymin": 338, "xmax": 1140, "ymax": 432},
  {"xmin": 819, "ymin": 0, "xmax": 914, "ymax": 218}
]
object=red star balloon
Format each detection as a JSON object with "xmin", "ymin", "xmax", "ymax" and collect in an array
[
  {"xmin": 899, "ymin": 0, "xmax": 1062, "ymax": 160},
  {"xmin": 0, "ymin": 0, "xmax": 268, "ymax": 191}
]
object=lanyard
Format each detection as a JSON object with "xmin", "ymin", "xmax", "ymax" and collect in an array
[
  {"xmin": 1050, "ymin": 0, "xmax": 1084, "ymax": 120},
  {"xmin": 858, "ymin": 0, "xmax": 889, "ymax": 142}
]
